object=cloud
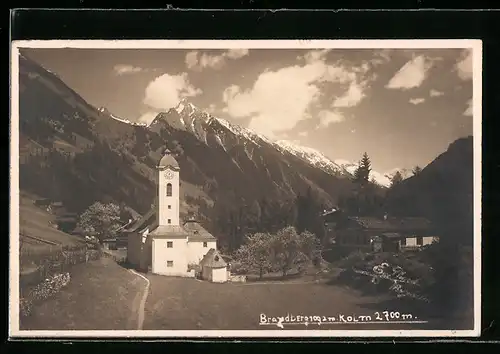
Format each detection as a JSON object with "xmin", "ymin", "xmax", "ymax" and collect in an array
[
  {"xmin": 185, "ymin": 49, "xmax": 249, "ymax": 71},
  {"xmin": 298, "ymin": 131, "xmax": 308, "ymax": 137},
  {"xmin": 317, "ymin": 110, "xmax": 345, "ymax": 128},
  {"xmin": 455, "ymin": 48, "xmax": 473, "ymax": 81},
  {"xmin": 297, "ymin": 49, "xmax": 331, "ymax": 63},
  {"xmin": 429, "ymin": 89, "xmax": 444, "ymax": 97},
  {"xmin": 143, "ymin": 73, "xmax": 202, "ymax": 110},
  {"xmin": 222, "ymin": 49, "xmax": 373, "ymax": 138},
  {"xmin": 113, "ymin": 64, "xmax": 145, "ymax": 75},
  {"xmin": 370, "ymin": 49, "xmax": 392, "ymax": 66},
  {"xmin": 463, "ymin": 98, "xmax": 473, "ymax": 116},
  {"xmin": 332, "ymin": 81, "xmax": 365, "ymax": 108},
  {"xmin": 225, "ymin": 48, "xmax": 250, "ymax": 60},
  {"xmin": 385, "ymin": 55, "xmax": 434, "ymax": 90},
  {"xmin": 185, "ymin": 52, "xmax": 199, "ymax": 70},
  {"xmin": 409, "ymin": 97, "xmax": 426, "ymax": 105}
]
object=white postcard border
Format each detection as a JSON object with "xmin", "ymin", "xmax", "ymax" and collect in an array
[{"xmin": 9, "ymin": 39, "xmax": 482, "ymax": 339}]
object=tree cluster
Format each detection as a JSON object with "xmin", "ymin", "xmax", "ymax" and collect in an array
[
  {"xmin": 209, "ymin": 184, "xmax": 328, "ymax": 253},
  {"xmin": 234, "ymin": 226, "xmax": 320, "ymax": 279},
  {"xmin": 76, "ymin": 201, "xmax": 124, "ymax": 242},
  {"xmin": 337, "ymin": 153, "xmax": 423, "ymax": 217}
]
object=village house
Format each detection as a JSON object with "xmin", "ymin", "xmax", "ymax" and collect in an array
[
  {"xmin": 125, "ymin": 149, "xmax": 227, "ymax": 282},
  {"xmin": 322, "ymin": 208, "xmax": 438, "ymax": 253}
]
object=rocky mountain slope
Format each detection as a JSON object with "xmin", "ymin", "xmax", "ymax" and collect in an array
[
  {"xmin": 17, "ymin": 53, "xmax": 474, "ymax": 246},
  {"xmin": 18, "ymin": 53, "xmax": 363, "ymax": 232},
  {"xmin": 385, "ymin": 136, "xmax": 474, "ymax": 244}
]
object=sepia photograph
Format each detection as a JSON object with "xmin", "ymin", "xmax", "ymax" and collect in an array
[{"xmin": 9, "ymin": 40, "xmax": 481, "ymax": 338}]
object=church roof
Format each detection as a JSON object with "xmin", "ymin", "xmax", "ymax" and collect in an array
[
  {"xmin": 149, "ymin": 225, "xmax": 190, "ymax": 238},
  {"xmin": 183, "ymin": 219, "xmax": 217, "ymax": 241},
  {"xmin": 125, "ymin": 208, "xmax": 217, "ymax": 241},
  {"xmin": 158, "ymin": 150, "xmax": 179, "ymax": 169},
  {"xmin": 200, "ymin": 248, "xmax": 227, "ymax": 268}
]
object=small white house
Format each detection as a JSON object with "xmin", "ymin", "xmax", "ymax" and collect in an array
[
  {"xmin": 125, "ymin": 149, "xmax": 217, "ymax": 278},
  {"xmin": 199, "ymin": 248, "xmax": 229, "ymax": 283},
  {"xmin": 401, "ymin": 235, "xmax": 439, "ymax": 248}
]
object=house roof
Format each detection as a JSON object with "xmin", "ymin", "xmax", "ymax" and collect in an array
[
  {"xmin": 149, "ymin": 225, "xmax": 190, "ymax": 238},
  {"xmin": 200, "ymin": 248, "xmax": 227, "ymax": 268},
  {"xmin": 183, "ymin": 219, "xmax": 217, "ymax": 241},
  {"xmin": 124, "ymin": 208, "xmax": 156, "ymax": 233},
  {"xmin": 125, "ymin": 209, "xmax": 217, "ymax": 241},
  {"xmin": 382, "ymin": 232, "xmax": 402, "ymax": 239},
  {"xmin": 123, "ymin": 206, "xmax": 141, "ymax": 220},
  {"xmin": 348, "ymin": 216, "xmax": 431, "ymax": 231}
]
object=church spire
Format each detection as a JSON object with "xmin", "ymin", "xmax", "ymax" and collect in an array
[
  {"xmin": 157, "ymin": 147, "xmax": 180, "ymax": 226},
  {"xmin": 158, "ymin": 148, "xmax": 179, "ymax": 170}
]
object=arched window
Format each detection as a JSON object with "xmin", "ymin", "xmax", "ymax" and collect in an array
[{"xmin": 166, "ymin": 183, "xmax": 172, "ymax": 197}]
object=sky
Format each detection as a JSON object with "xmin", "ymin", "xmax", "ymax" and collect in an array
[{"xmin": 22, "ymin": 47, "xmax": 474, "ymax": 173}]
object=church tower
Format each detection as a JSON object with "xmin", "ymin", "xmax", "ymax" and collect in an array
[{"xmin": 156, "ymin": 149, "xmax": 180, "ymax": 227}]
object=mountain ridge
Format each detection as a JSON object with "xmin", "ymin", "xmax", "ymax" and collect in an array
[
  {"xmin": 18, "ymin": 54, "xmax": 362, "ymax": 239},
  {"xmin": 113, "ymin": 98, "xmax": 393, "ymax": 187},
  {"xmin": 17, "ymin": 53, "xmax": 474, "ymax": 247}
]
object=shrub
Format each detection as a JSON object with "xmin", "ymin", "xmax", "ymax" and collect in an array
[
  {"xmin": 333, "ymin": 250, "xmax": 434, "ymax": 302},
  {"xmin": 20, "ymin": 272, "xmax": 71, "ymax": 318}
]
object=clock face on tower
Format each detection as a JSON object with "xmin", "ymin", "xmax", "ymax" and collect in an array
[{"xmin": 164, "ymin": 170, "xmax": 174, "ymax": 180}]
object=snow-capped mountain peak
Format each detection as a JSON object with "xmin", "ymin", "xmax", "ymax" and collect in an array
[
  {"xmin": 174, "ymin": 98, "xmax": 198, "ymax": 117},
  {"xmin": 214, "ymin": 117, "xmax": 272, "ymax": 146},
  {"xmin": 167, "ymin": 99, "xmax": 272, "ymax": 146},
  {"xmin": 98, "ymin": 106, "xmax": 147, "ymax": 126},
  {"xmin": 273, "ymin": 140, "xmax": 342, "ymax": 176},
  {"xmin": 148, "ymin": 100, "xmax": 393, "ymax": 187}
]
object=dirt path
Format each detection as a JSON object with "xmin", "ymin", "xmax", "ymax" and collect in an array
[{"xmin": 128, "ymin": 269, "xmax": 150, "ymax": 330}]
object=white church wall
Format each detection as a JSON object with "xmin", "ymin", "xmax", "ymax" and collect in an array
[
  {"xmin": 152, "ymin": 238, "xmax": 189, "ymax": 276},
  {"xmin": 158, "ymin": 167, "xmax": 180, "ymax": 226},
  {"xmin": 187, "ymin": 240, "xmax": 217, "ymax": 264},
  {"xmin": 423, "ymin": 236, "xmax": 438, "ymax": 245}
]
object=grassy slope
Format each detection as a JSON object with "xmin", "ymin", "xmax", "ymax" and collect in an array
[
  {"xmin": 20, "ymin": 257, "xmax": 145, "ymax": 330},
  {"xmin": 19, "ymin": 192, "xmax": 85, "ymax": 249},
  {"xmin": 143, "ymin": 275, "xmax": 426, "ymax": 331}
]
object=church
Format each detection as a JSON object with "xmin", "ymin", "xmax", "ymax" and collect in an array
[{"xmin": 125, "ymin": 149, "xmax": 227, "ymax": 281}]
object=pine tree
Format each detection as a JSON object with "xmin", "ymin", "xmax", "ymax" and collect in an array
[
  {"xmin": 353, "ymin": 152, "xmax": 372, "ymax": 186},
  {"xmin": 389, "ymin": 170, "xmax": 404, "ymax": 188}
]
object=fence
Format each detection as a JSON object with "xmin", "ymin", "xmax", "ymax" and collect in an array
[
  {"xmin": 102, "ymin": 249, "xmax": 127, "ymax": 264},
  {"xmin": 19, "ymin": 244, "xmax": 102, "ymax": 296}
]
